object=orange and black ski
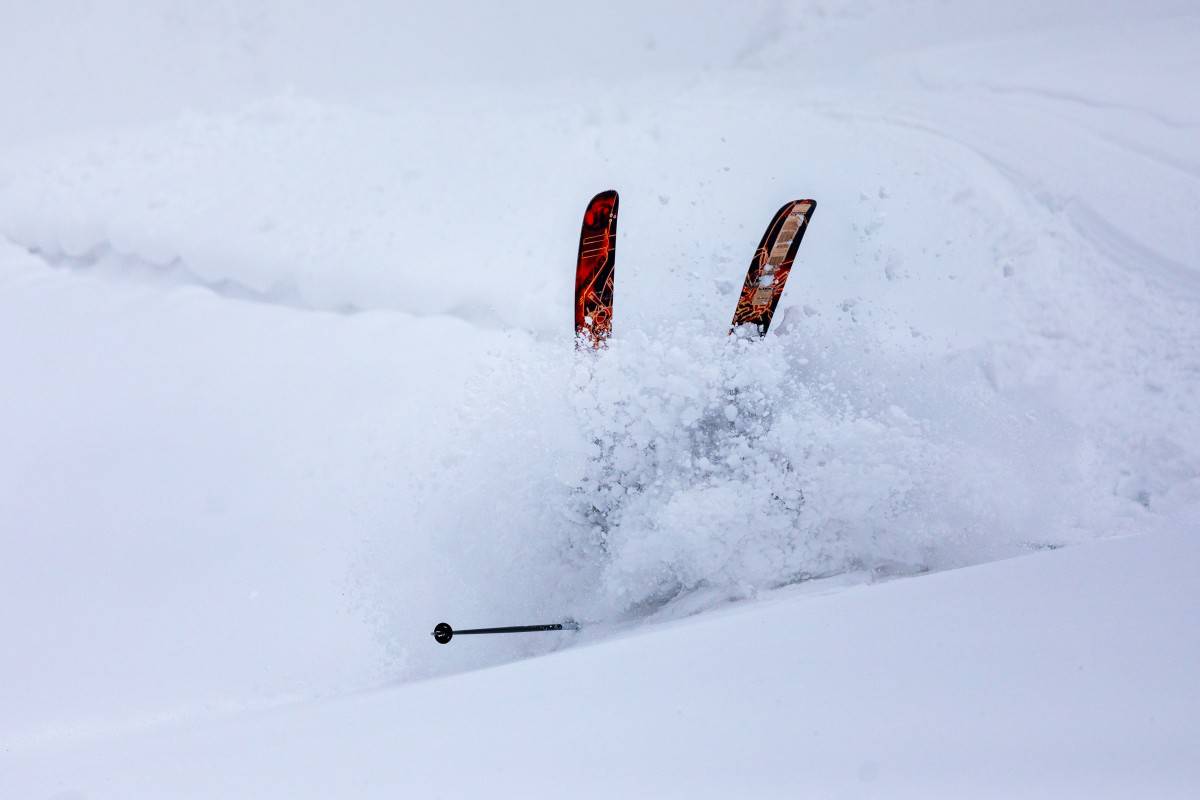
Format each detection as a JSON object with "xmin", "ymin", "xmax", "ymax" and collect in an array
[
  {"xmin": 574, "ymin": 190, "xmax": 619, "ymax": 348},
  {"xmin": 730, "ymin": 199, "xmax": 816, "ymax": 337}
]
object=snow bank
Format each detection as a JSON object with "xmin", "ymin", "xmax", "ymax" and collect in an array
[{"xmin": 6, "ymin": 531, "xmax": 1198, "ymax": 798}]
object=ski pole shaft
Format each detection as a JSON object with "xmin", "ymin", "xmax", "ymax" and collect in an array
[{"xmin": 432, "ymin": 620, "xmax": 579, "ymax": 644}]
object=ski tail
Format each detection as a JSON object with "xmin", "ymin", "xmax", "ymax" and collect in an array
[
  {"xmin": 575, "ymin": 190, "xmax": 619, "ymax": 348},
  {"xmin": 730, "ymin": 199, "xmax": 816, "ymax": 337}
]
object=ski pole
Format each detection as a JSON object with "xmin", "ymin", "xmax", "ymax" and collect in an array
[{"xmin": 431, "ymin": 620, "xmax": 580, "ymax": 644}]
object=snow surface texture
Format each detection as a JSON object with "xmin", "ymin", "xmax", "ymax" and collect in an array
[
  {"xmin": 6, "ymin": 531, "xmax": 1198, "ymax": 798},
  {"xmin": 1, "ymin": 0, "xmax": 1198, "ymax": 794}
]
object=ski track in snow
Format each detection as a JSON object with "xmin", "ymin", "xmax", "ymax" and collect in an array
[{"xmin": 1, "ymin": 0, "xmax": 1198, "ymax": 767}]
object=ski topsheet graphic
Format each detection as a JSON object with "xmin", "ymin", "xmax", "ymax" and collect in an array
[
  {"xmin": 574, "ymin": 190, "xmax": 619, "ymax": 348},
  {"xmin": 730, "ymin": 199, "xmax": 816, "ymax": 336}
]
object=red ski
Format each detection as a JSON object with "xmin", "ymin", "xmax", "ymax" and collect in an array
[
  {"xmin": 730, "ymin": 199, "xmax": 816, "ymax": 336},
  {"xmin": 574, "ymin": 190, "xmax": 619, "ymax": 348}
]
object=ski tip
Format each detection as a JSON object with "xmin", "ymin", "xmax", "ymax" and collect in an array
[
  {"xmin": 584, "ymin": 190, "xmax": 619, "ymax": 219},
  {"xmin": 777, "ymin": 198, "xmax": 817, "ymax": 217},
  {"xmin": 579, "ymin": 189, "xmax": 619, "ymax": 233}
]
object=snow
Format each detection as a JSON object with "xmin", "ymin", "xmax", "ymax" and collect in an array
[
  {"xmin": 6, "ymin": 532, "xmax": 1198, "ymax": 798},
  {"xmin": 1, "ymin": 1, "xmax": 1198, "ymax": 796}
]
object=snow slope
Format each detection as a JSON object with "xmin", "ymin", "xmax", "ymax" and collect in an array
[
  {"xmin": 1, "ymin": 1, "xmax": 1198, "ymax": 795},
  {"xmin": 6, "ymin": 532, "xmax": 1198, "ymax": 798}
]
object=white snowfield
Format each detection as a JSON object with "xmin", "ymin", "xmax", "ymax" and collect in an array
[
  {"xmin": 6, "ymin": 532, "xmax": 1199, "ymax": 799},
  {"xmin": 1, "ymin": 1, "xmax": 1198, "ymax": 797}
]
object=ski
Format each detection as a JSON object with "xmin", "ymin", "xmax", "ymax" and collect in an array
[
  {"xmin": 730, "ymin": 199, "xmax": 816, "ymax": 336},
  {"xmin": 574, "ymin": 190, "xmax": 619, "ymax": 348}
]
